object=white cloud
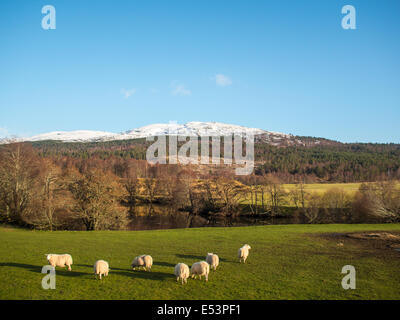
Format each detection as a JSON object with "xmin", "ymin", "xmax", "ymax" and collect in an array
[
  {"xmin": 171, "ymin": 82, "xmax": 191, "ymax": 96},
  {"xmin": 121, "ymin": 88, "xmax": 137, "ymax": 99},
  {"xmin": 214, "ymin": 74, "xmax": 232, "ymax": 87}
]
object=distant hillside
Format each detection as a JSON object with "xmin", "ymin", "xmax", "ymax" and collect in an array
[
  {"xmin": 30, "ymin": 137, "xmax": 400, "ymax": 183},
  {"xmin": 2, "ymin": 121, "xmax": 344, "ymax": 148}
]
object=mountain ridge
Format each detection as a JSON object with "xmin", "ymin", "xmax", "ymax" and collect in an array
[
  {"xmin": 0, "ymin": 121, "xmax": 346, "ymax": 147},
  {"xmin": 2, "ymin": 121, "xmax": 290, "ymax": 143}
]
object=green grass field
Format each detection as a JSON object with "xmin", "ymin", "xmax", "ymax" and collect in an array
[
  {"xmin": 0, "ymin": 224, "xmax": 399, "ymax": 300},
  {"xmin": 282, "ymin": 182, "xmax": 362, "ymax": 195}
]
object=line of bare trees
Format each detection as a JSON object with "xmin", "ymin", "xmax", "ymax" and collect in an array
[
  {"xmin": 0, "ymin": 143, "xmax": 129, "ymax": 230},
  {"xmin": 240, "ymin": 175, "xmax": 400, "ymax": 223},
  {"xmin": 0, "ymin": 143, "xmax": 399, "ymax": 230},
  {"xmin": 0, "ymin": 143, "xmax": 250, "ymax": 230}
]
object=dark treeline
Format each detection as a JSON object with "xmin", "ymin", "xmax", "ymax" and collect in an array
[
  {"xmin": 31, "ymin": 139, "xmax": 400, "ymax": 183},
  {"xmin": 255, "ymin": 143, "xmax": 400, "ymax": 182}
]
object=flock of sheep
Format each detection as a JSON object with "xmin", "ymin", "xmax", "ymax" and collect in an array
[{"xmin": 45, "ymin": 244, "xmax": 251, "ymax": 284}]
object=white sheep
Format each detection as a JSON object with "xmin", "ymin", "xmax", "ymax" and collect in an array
[
  {"xmin": 45, "ymin": 254, "xmax": 73, "ymax": 271},
  {"xmin": 131, "ymin": 255, "xmax": 153, "ymax": 271},
  {"xmin": 174, "ymin": 263, "xmax": 190, "ymax": 285},
  {"xmin": 206, "ymin": 253, "xmax": 219, "ymax": 271},
  {"xmin": 191, "ymin": 261, "xmax": 210, "ymax": 281},
  {"xmin": 94, "ymin": 260, "xmax": 109, "ymax": 280},
  {"xmin": 238, "ymin": 244, "xmax": 251, "ymax": 263}
]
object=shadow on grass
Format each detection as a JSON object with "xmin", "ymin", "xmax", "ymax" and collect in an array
[
  {"xmin": 175, "ymin": 254, "xmax": 229, "ymax": 262},
  {"xmin": 77, "ymin": 264, "xmax": 95, "ymax": 268},
  {"xmin": 154, "ymin": 261, "xmax": 176, "ymax": 268},
  {"xmin": 0, "ymin": 262, "xmax": 88, "ymax": 277},
  {"xmin": 77, "ymin": 264, "xmax": 130, "ymax": 272},
  {"xmin": 113, "ymin": 270, "xmax": 172, "ymax": 281},
  {"xmin": 78, "ymin": 262, "xmax": 175, "ymax": 269},
  {"xmin": 76, "ymin": 264, "xmax": 172, "ymax": 281}
]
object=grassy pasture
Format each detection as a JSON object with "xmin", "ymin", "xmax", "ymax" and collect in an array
[
  {"xmin": 0, "ymin": 224, "xmax": 399, "ymax": 300},
  {"xmin": 282, "ymin": 182, "xmax": 362, "ymax": 195},
  {"xmin": 240, "ymin": 182, "xmax": 363, "ymax": 207}
]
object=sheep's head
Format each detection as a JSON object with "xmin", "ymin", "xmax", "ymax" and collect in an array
[
  {"xmin": 45, "ymin": 254, "xmax": 52, "ymax": 261},
  {"xmin": 207, "ymin": 253, "xmax": 213, "ymax": 256},
  {"xmin": 244, "ymin": 244, "xmax": 251, "ymax": 250}
]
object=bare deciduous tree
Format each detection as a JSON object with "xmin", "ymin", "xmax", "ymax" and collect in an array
[
  {"xmin": 214, "ymin": 177, "xmax": 246, "ymax": 214},
  {"xmin": 353, "ymin": 182, "xmax": 400, "ymax": 222},
  {"xmin": 27, "ymin": 159, "xmax": 63, "ymax": 230},
  {"xmin": 68, "ymin": 169, "xmax": 128, "ymax": 230},
  {"xmin": 289, "ymin": 182, "xmax": 308, "ymax": 210},
  {"xmin": 303, "ymin": 193, "xmax": 320, "ymax": 223},
  {"xmin": 0, "ymin": 143, "xmax": 39, "ymax": 225},
  {"xmin": 321, "ymin": 187, "xmax": 351, "ymax": 210},
  {"xmin": 266, "ymin": 178, "xmax": 286, "ymax": 216},
  {"xmin": 123, "ymin": 168, "xmax": 139, "ymax": 216}
]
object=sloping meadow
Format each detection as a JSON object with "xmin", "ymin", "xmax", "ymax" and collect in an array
[{"xmin": 0, "ymin": 224, "xmax": 399, "ymax": 299}]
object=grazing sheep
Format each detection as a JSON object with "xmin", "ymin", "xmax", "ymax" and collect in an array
[
  {"xmin": 174, "ymin": 263, "xmax": 190, "ymax": 285},
  {"xmin": 191, "ymin": 261, "xmax": 210, "ymax": 282},
  {"xmin": 94, "ymin": 260, "xmax": 109, "ymax": 280},
  {"xmin": 131, "ymin": 255, "xmax": 153, "ymax": 271},
  {"xmin": 206, "ymin": 253, "xmax": 219, "ymax": 271},
  {"xmin": 142, "ymin": 255, "xmax": 153, "ymax": 271},
  {"xmin": 45, "ymin": 254, "xmax": 73, "ymax": 271},
  {"xmin": 238, "ymin": 244, "xmax": 251, "ymax": 263},
  {"xmin": 131, "ymin": 255, "xmax": 144, "ymax": 270}
]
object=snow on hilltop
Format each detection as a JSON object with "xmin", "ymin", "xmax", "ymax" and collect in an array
[
  {"xmin": 123, "ymin": 122, "xmax": 268, "ymax": 138},
  {"xmin": 27, "ymin": 130, "xmax": 118, "ymax": 142},
  {"xmin": 3, "ymin": 122, "xmax": 291, "ymax": 143}
]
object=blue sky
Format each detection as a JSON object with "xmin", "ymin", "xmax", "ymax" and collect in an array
[{"xmin": 0, "ymin": 0, "xmax": 399, "ymax": 143}]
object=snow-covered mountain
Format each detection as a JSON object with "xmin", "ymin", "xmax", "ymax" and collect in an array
[
  {"xmin": 26, "ymin": 130, "xmax": 119, "ymax": 143},
  {"xmin": 6, "ymin": 122, "xmax": 292, "ymax": 143},
  {"xmin": 123, "ymin": 122, "xmax": 271, "ymax": 138}
]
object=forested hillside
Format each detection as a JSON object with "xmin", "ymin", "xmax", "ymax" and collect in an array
[{"xmin": 31, "ymin": 138, "xmax": 400, "ymax": 183}]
